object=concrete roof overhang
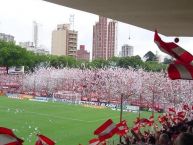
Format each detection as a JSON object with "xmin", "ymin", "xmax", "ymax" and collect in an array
[{"xmin": 44, "ymin": 0, "xmax": 193, "ymax": 36}]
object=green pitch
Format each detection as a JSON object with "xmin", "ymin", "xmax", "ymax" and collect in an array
[{"xmin": 0, "ymin": 96, "xmax": 156, "ymax": 145}]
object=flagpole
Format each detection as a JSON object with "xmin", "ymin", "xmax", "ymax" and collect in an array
[{"xmin": 119, "ymin": 93, "xmax": 123, "ymax": 143}]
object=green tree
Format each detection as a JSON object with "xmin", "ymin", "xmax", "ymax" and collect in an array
[
  {"xmin": 117, "ymin": 56, "xmax": 143, "ymax": 69},
  {"xmin": 163, "ymin": 57, "xmax": 172, "ymax": 64},
  {"xmin": 144, "ymin": 51, "xmax": 157, "ymax": 61},
  {"xmin": 142, "ymin": 61, "xmax": 167, "ymax": 72},
  {"xmin": 89, "ymin": 59, "xmax": 108, "ymax": 68}
]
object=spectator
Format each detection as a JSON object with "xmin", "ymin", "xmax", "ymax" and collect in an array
[
  {"xmin": 147, "ymin": 135, "xmax": 156, "ymax": 145},
  {"xmin": 174, "ymin": 132, "xmax": 193, "ymax": 145},
  {"xmin": 159, "ymin": 133, "xmax": 171, "ymax": 145}
]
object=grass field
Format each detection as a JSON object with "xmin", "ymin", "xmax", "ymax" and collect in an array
[{"xmin": 0, "ymin": 96, "xmax": 156, "ymax": 145}]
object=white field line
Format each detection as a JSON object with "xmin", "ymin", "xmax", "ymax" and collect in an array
[{"xmin": 0, "ymin": 106, "xmax": 120, "ymax": 123}]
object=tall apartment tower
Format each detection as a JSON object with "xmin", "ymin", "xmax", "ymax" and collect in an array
[
  {"xmin": 51, "ymin": 24, "xmax": 77, "ymax": 57},
  {"xmin": 108, "ymin": 21, "xmax": 117, "ymax": 59},
  {"xmin": 92, "ymin": 16, "xmax": 117, "ymax": 60},
  {"xmin": 33, "ymin": 21, "xmax": 38, "ymax": 49},
  {"xmin": 120, "ymin": 44, "xmax": 134, "ymax": 57}
]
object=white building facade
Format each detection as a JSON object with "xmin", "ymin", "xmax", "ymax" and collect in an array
[{"xmin": 120, "ymin": 44, "xmax": 134, "ymax": 57}]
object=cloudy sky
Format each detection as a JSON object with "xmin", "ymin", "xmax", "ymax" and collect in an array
[{"xmin": 0, "ymin": 0, "xmax": 193, "ymax": 58}]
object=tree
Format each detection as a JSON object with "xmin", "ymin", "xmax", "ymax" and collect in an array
[
  {"xmin": 163, "ymin": 57, "xmax": 172, "ymax": 64},
  {"xmin": 117, "ymin": 56, "xmax": 143, "ymax": 69},
  {"xmin": 0, "ymin": 41, "xmax": 167, "ymax": 72},
  {"xmin": 142, "ymin": 61, "xmax": 167, "ymax": 72},
  {"xmin": 89, "ymin": 59, "xmax": 108, "ymax": 68},
  {"xmin": 144, "ymin": 51, "xmax": 157, "ymax": 61},
  {"xmin": 0, "ymin": 41, "xmax": 30, "ymax": 67}
]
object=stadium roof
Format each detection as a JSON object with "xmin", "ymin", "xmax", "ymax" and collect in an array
[{"xmin": 44, "ymin": 0, "xmax": 193, "ymax": 37}]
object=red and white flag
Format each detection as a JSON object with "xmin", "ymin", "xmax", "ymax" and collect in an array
[
  {"xmin": 167, "ymin": 62, "xmax": 193, "ymax": 80},
  {"xmin": 116, "ymin": 120, "xmax": 129, "ymax": 136},
  {"xmin": 154, "ymin": 30, "xmax": 193, "ymax": 65},
  {"xmin": 132, "ymin": 124, "xmax": 139, "ymax": 133},
  {"xmin": 94, "ymin": 119, "xmax": 118, "ymax": 141},
  {"xmin": 158, "ymin": 115, "xmax": 167, "ymax": 125},
  {"xmin": 135, "ymin": 118, "xmax": 151, "ymax": 126},
  {"xmin": 35, "ymin": 134, "xmax": 55, "ymax": 145},
  {"xmin": 183, "ymin": 104, "xmax": 190, "ymax": 111},
  {"xmin": 89, "ymin": 138, "xmax": 100, "ymax": 145},
  {"xmin": 132, "ymin": 118, "xmax": 151, "ymax": 133},
  {"xmin": 0, "ymin": 127, "xmax": 23, "ymax": 145},
  {"xmin": 177, "ymin": 111, "xmax": 186, "ymax": 119},
  {"xmin": 168, "ymin": 108, "xmax": 176, "ymax": 115},
  {"xmin": 148, "ymin": 115, "xmax": 154, "ymax": 126},
  {"xmin": 154, "ymin": 30, "xmax": 193, "ymax": 80}
]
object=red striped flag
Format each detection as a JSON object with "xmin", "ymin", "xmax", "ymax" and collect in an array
[
  {"xmin": 94, "ymin": 119, "xmax": 118, "ymax": 141},
  {"xmin": 168, "ymin": 108, "xmax": 176, "ymax": 115},
  {"xmin": 167, "ymin": 63, "xmax": 193, "ymax": 80},
  {"xmin": 183, "ymin": 104, "xmax": 190, "ymax": 111},
  {"xmin": 132, "ymin": 124, "xmax": 139, "ymax": 133},
  {"xmin": 135, "ymin": 118, "xmax": 151, "ymax": 126},
  {"xmin": 154, "ymin": 30, "xmax": 193, "ymax": 65},
  {"xmin": 132, "ymin": 118, "xmax": 151, "ymax": 133},
  {"xmin": 158, "ymin": 115, "xmax": 167, "ymax": 125},
  {"xmin": 154, "ymin": 30, "xmax": 193, "ymax": 80},
  {"xmin": 148, "ymin": 115, "xmax": 154, "ymax": 126},
  {"xmin": 89, "ymin": 138, "xmax": 100, "ymax": 145},
  {"xmin": 0, "ymin": 127, "xmax": 23, "ymax": 145},
  {"xmin": 116, "ymin": 120, "xmax": 129, "ymax": 136},
  {"xmin": 35, "ymin": 134, "xmax": 55, "ymax": 145}
]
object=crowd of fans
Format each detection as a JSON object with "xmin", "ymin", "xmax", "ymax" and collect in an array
[
  {"xmin": 1, "ymin": 67, "xmax": 193, "ymax": 144},
  {"xmin": 116, "ymin": 105, "xmax": 193, "ymax": 145},
  {"xmin": 119, "ymin": 120, "xmax": 193, "ymax": 145},
  {"xmin": 0, "ymin": 67, "xmax": 193, "ymax": 109}
]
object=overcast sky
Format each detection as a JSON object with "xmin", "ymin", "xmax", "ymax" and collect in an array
[{"xmin": 0, "ymin": 0, "xmax": 193, "ymax": 59}]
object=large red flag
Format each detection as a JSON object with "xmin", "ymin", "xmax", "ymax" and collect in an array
[
  {"xmin": 94, "ymin": 119, "xmax": 118, "ymax": 141},
  {"xmin": 167, "ymin": 62, "xmax": 193, "ymax": 80},
  {"xmin": 116, "ymin": 120, "xmax": 129, "ymax": 136},
  {"xmin": 35, "ymin": 134, "xmax": 55, "ymax": 145},
  {"xmin": 154, "ymin": 30, "xmax": 193, "ymax": 80},
  {"xmin": 0, "ymin": 127, "xmax": 23, "ymax": 145},
  {"xmin": 154, "ymin": 30, "xmax": 193, "ymax": 65}
]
